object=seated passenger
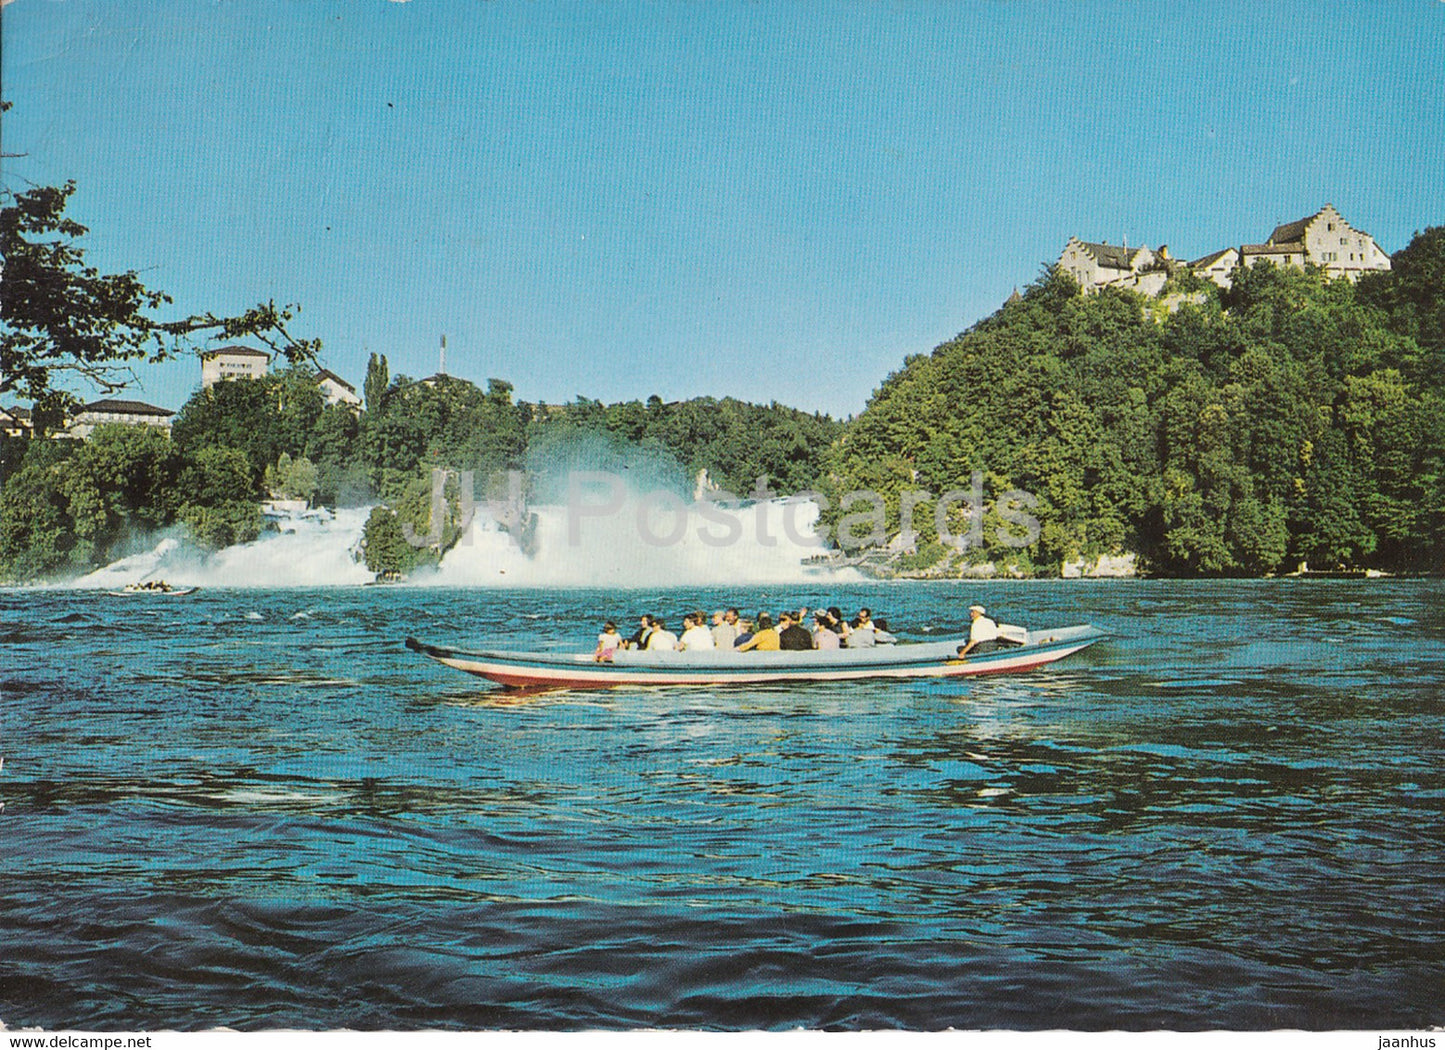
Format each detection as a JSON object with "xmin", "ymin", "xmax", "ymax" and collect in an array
[
  {"xmin": 711, "ymin": 609, "xmax": 739, "ymax": 650},
  {"xmin": 625, "ymin": 615, "xmax": 655, "ymax": 650},
  {"xmin": 778, "ymin": 611, "xmax": 814, "ymax": 650},
  {"xmin": 737, "ymin": 613, "xmax": 779, "ymax": 651},
  {"xmin": 733, "ymin": 618, "xmax": 755, "ymax": 648},
  {"xmin": 956, "ymin": 604, "xmax": 1000, "ymax": 657},
  {"xmin": 847, "ymin": 609, "xmax": 877, "ymax": 648},
  {"xmin": 872, "ymin": 618, "xmax": 898, "ymax": 645},
  {"xmin": 679, "ymin": 613, "xmax": 717, "ymax": 651},
  {"xmin": 812, "ymin": 614, "xmax": 841, "ymax": 650},
  {"xmin": 594, "ymin": 621, "xmax": 623, "ymax": 662},
  {"xmin": 646, "ymin": 619, "xmax": 680, "ymax": 651}
]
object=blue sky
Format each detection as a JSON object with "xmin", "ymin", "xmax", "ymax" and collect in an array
[{"xmin": 3, "ymin": 0, "xmax": 1443, "ymax": 418}]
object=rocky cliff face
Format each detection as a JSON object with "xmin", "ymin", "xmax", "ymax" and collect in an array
[
  {"xmin": 1061, "ymin": 553, "xmax": 1139, "ymax": 578},
  {"xmin": 825, "ymin": 545, "xmax": 1140, "ymax": 580}
]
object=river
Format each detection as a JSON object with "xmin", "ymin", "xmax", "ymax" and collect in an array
[{"xmin": 2, "ymin": 579, "xmax": 1442, "ymax": 1030}]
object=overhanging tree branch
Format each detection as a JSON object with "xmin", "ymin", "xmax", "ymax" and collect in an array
[{"xmin": 1, "ymin": 177, "xmax": 319, "ymax": 428}]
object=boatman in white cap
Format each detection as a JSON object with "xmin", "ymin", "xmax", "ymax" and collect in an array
[{"xmin": 956, "ymin": 604, "xmax": 1001, "ymax": 658}]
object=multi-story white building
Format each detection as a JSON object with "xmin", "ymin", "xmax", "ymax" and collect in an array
[
  {"xmin": 316, "ymin": 368, "xmax": 362, "ymax": 408},
  {"xmin": 201, "ymin": 346, "xmax": 270, "ymax": 388},
  {"xmin": 66, "ymin": 399, "xmax": 174, "ymax": 439},
  {"xmin": 1239, "ymin": 204, "xmax": 1392, "ymax": 281},
  {"xmin": 1057, "ymin": 238, "xmax": 1163, "ymax": 294}
]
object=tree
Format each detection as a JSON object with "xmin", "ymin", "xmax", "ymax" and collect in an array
[
  {"xmin": 364, "ymin": 352, "xmax": 389, "ymax": 415},
  {"xmin": 170, "ymin": 369, "xmax": 321, "ymax": 480},
  {"xmin": 0, "ymin": 440, "xmax": 81, "ymax": 580},
  {"xmin": 1359, "ymin": 226, "xmax": 1445, "ymax": 361},
  {"xmin": 360, "ymin": 504, "xmax": 433, "ymax": 576},
  {"xmin": 176, "ymin": 446, "xmax": 261, "ymax": 550},
  {"xmin": 305, "ymin": 403, "xmax": 367, "ymax": 506},
  {"xmin": 264, "ymin": 452, "xmax": 319, "ymax": 503},
  {"xmin": 273, "ymin": 367, "xmax": 326, "ymax": 458},
  {"xmin": 1, "ymin": 178, "xmax": 320, "ymax": 429},
  {"xmin": 0, "ymin": 424, "xmax": 182, "ymax": 580},
  {"xmin": 171, "ymin": 377, "xmax": 282, "ymax": 480}
]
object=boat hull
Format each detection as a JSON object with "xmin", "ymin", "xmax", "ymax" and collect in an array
[
  {"xmin": 405, "ymin": 625, "xmax": 1106, "ymax": 690},
  {"xmin": 104, "ymin": 587, "xmax": 200, "ymax": 597}
]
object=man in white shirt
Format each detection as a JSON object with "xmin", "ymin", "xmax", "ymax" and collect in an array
[
  {"xmin": 956, "ymin": 605, "xmax": 1000, "ymax": 657},
  {"xmin": 646, "ymin": 619, "xmax": 680, "ymax": 651},
  {"xmin": 846, "ymin": 608, "xmax": 877, "ymax": 648},
  {"xmin": 711, "ymin": 609, "xmax": 739, "ymax": 650},
  {"xmin": 680, "ymin": 614, "xmax": 717, "ymax": 651}
]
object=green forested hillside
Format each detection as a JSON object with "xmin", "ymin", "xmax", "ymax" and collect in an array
[{"xmin": 827, "ymin": 228, "xmax": 1445, "ymax": 575}]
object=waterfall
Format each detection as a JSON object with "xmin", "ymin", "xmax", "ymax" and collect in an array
[
  {"xmin": 73, "ymin": 497, "xmax": 852, "ymax": 589},
  {"xmin": 71, "ymin": 507, "xmax": 373, "ymax": 589},
  {"xmin": 430, "ymin": 496, "xmax": 852, "ymax": 587}
]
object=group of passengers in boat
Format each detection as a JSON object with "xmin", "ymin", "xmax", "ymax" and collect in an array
[
  {"xmin": 594, "ymin": 606, "xmax": 911, "ymax": 661},
  {"xmin": 594, "ymin": 603, "xmax": 1018, "ymax": 662}
]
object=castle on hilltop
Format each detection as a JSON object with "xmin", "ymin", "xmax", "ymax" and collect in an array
[{"xmin": 1058, "ymin": 204, "xmax": 1392, "ymax": 296}]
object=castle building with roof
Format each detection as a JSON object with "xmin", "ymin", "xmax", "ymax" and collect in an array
[
  {"xmin": 1237, "ymin": 204, "xmax": 1392, "ymax": 282},
  {"xmin": 1057, "ymin": 238, "xmax": 1170, "ymax": 296},
  {"xmin": 1061, "ymin": 204, "xmax": 1390, "ymax": 294}
]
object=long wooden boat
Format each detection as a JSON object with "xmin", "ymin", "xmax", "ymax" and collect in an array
[{"xmin": 405, "ymin": 624, "xmax": 1106, "ymax": 690}]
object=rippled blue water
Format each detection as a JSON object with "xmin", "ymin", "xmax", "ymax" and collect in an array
[{"xmin": 3, "ymin": 580, "xmax": 1443, "ymax": 1031}]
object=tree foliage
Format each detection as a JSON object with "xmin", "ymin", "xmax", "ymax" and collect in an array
[
  {"xmin": 830, "ymin": 238, "xmax": 1445, "ymax": 575},
  {"xmin": 0, "ymin": 179, "xmax": 319, "ymax": 430},
  {"xmin": 170, "ymin": 368, "xmax": 324, "ymax": 479},
  {"xmin": 527, "ymin": 394, "xmax": 841, "ymax": 498}
]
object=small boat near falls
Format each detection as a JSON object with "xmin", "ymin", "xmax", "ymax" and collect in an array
[{"xmin": 104, "ymin": 583, "xmax": 200, "ymax": 597}]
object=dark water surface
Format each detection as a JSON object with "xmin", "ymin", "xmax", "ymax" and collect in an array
[{"xmin": 3, "ymin": 580, "xmax": 1443, "ymax": 1030}]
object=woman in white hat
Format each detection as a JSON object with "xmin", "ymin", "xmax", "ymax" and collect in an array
[{"xmin": 956, "ymin": 604, "xmax": 1000, "ymax": 658}]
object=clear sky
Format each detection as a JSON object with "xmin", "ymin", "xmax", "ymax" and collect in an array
[{"xmin": 3, "ymin": 0, "xmax": 1443, "ymax": 418}]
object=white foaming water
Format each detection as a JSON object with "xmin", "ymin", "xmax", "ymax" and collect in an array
[
  {"xmin": 76, "ymin": 496, "xmax": 853, "ymax": 589},
  {"xmin": 198, "ymin": 506, "xmax": 374, "ymax": 587},
  {"xmin": 71, "ymin": 536, "xmax": 188, "ymax": 590},
  {"xmin": 73, "ymin": 507, "xmax": 374, "ymax": 589},
  {"xmin": 432, "ymin": 496, "xmax": 853, "ymax": 587}
]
